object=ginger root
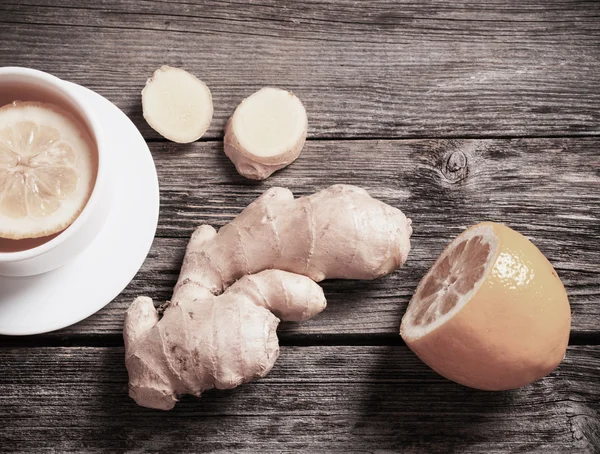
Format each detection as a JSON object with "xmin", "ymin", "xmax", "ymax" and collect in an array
[
  {"xmin": 125, "ymin": 269, "xmax": 325, "ymax": 410},
  {"xmin": 224, "ymin": 87, "xmax": 307, "ymax": 180},
  {"xmin": 124, "ymin": 185, "xmax": 412, "ymax": 409},
  {"xmin": 176, "ymin": 184, "xmax": 412, "ymax": 293}
]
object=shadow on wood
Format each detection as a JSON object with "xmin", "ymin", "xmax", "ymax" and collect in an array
[
  {"xmin": 1, "ymin": 346, "xmax": 598, "ymax": 451},
  {"xmin": 354, "ymin": 345, "xmax": 518, "ymax": 452}
]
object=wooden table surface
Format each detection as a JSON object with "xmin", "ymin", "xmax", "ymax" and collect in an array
[{"xmin": 1, "ymin": 1, "xmax": 599, "ymax": 452}]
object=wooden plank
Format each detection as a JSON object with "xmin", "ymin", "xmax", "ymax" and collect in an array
[
  {"xmin": 51, "ymin": 137, "xmax": 600, "ymax": 338},
  {"xmin": 1, "ymin": 0, "xmax": 599, "ymax": 139},
  {"xmin": 0, "ymin": 346, "xmax": 598, "ymax": 452}
]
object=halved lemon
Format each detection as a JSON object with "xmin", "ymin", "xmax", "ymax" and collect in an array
[
  {"xmin": 0, "ymin": 101, "xmax": 96, "ymax": 240},
  {"xmin": 400, "ymin": 222, "xmax": 571, "ymax": 390}
]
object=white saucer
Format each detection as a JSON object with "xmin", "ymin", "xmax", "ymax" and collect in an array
[{"xmin": 0, "ymin": 82, "xmax": 159, "ymax": 335}]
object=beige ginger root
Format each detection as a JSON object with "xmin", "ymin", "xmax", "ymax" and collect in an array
[
  {"xmin": 125, "ymin": 269, "xmax": 326, "ymax": 410},
  {"xmin": 176, "ymin": 184, "xmax": 412, "ymax": 293},
  {"xmin": 224, "ymin": 87, "xmax": 307, "ymax": 180},
  {"xmin": 124, "ymin": 184, "xmax": 412, "ymax": 410}
]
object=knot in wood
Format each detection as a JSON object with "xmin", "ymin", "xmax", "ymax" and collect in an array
[{"xmin": 442, "ymin": 150, "xmax": 468, "ymax": 183}]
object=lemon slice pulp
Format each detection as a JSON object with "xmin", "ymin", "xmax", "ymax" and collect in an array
[
  {"xmin": 0, "ymin": 101, "xmax": 96, "ymax": 240},
  {"xmin": 403, "ymin": 225, "xmax": 496, "ymax": 335}
]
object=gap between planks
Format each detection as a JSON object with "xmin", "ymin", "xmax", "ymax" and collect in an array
[
  {"xmin": 142, "ymin": 132, "xmax": 600, "ymax": 144},
  {"xmin": 1, "ymin": 331, "xmax": 599, "ymax": 349}
]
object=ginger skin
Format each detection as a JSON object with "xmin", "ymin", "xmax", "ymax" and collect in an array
[
  {"xmin": 176, "ymin": 184, "xmax": 412, "ymax": 296},
  {"xmin": 125, "ymin": 269, "xmax": 325, "ymax": 410},
  {"xmin": 124, "ymin": 185, "xmax": 412, "ymax": 410}
]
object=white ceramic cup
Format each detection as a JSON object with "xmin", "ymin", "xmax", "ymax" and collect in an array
[{"xmin": 0, "ymin": 67, "xmax": 112, "ymax": 276}]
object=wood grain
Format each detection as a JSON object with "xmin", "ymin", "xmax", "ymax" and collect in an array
[
  {"xmin": 42, "ymin": 137, "xmax": 598, "ymax": 338},
  {"xmin": 1, "ymin": 2, "xmax": 599, "ymax": 452},
  {"xmin": 1, "ymin": 0, "xmax": 599, "ymax": 139},
  {"xmin": 0, "ymin": 346, "xmax": 598, "ymax": 452}
]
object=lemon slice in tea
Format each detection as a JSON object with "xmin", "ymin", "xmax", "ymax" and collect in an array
[{"xmin": 0, "ymin": 101, "xmax": 96, "ymax": 240}]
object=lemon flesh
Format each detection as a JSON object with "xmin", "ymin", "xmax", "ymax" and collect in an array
[{"xmin": 0, "ymin": 102, "xmax": 96, "ymax": 240}]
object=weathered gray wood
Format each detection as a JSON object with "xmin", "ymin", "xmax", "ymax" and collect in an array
[
  {"xmin": 1, "ymin": 0, "xmax": 599, "ymax": 139},
  {"xmin": 0, "ymin": 346, "xmax": 598, "ymax": 452},
  {"xmin": 49, "ymin": 137, "xmax": 600, "ymax": 338},
  {"xmin": 1, "ymin": 2, "xmax": 599, "ymax": 452}
]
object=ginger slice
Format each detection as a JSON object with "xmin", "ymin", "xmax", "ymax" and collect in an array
[
  {"xmin": 224, "ymin": 87, "xmax": 308, "ymax": 180},
  {"xmin": 142, "ymin": 66, "xmax": 213, "ymax": 143}
]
